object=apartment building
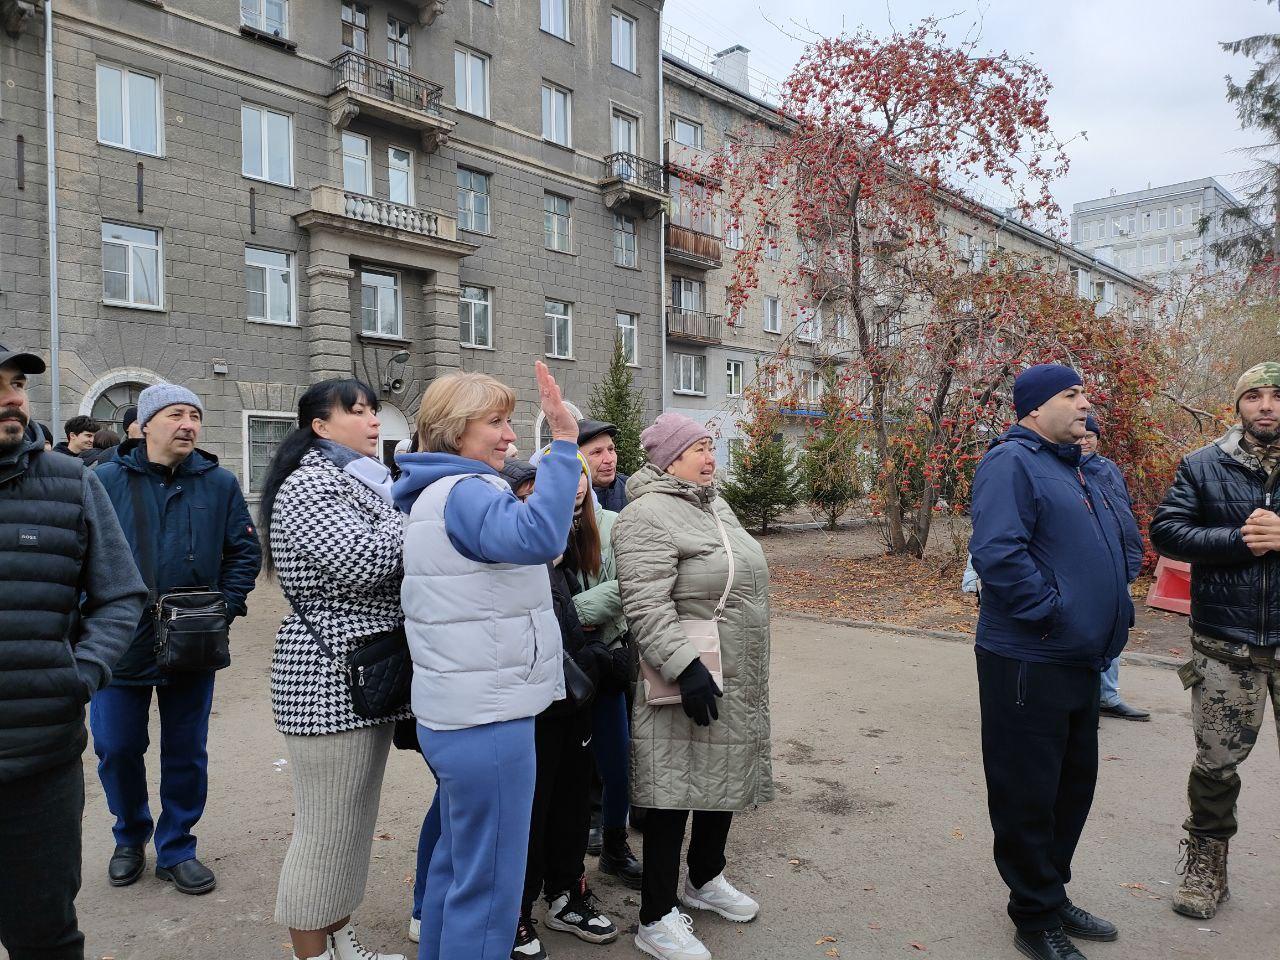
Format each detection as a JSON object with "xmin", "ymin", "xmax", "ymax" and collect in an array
[
  {"xmin": 1071, "ymin": 178, "xmax": 1241, "ymax": 284},
  {"xmin": 2, "ymin": 0, "xmax": 665, "ymax": 494}
]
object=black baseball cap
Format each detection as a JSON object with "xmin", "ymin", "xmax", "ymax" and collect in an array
[
  {"xmin": 0, "ymin": 344, "xmax": 46, "ymax": 375},
  {"xmin": 577, "ymin": 419, "xmax": 617, "ymax": 446}
]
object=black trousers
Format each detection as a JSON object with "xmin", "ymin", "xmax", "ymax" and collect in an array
[
  {"xmin": 0, "ymin": 760, "xmax": 85, "ymax": 960},
  {"xmin": 640, "ymin": 808, "xmax": 733, "ymax": 924},
  {"xmin": 522, "ymin": 708, "xmax": 593, "ymax": 916},
  {"xmin": 977, "ymin": 648, "xmax": 1099, "ymax": 932}
]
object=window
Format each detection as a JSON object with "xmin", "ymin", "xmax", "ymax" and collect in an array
[
  {"xmin": 541, "ymin": 83, "xmax": 572, "ymax": 146},
  {"xmin": 544, "ymin": 193, "xmax": 571, "ymax": 252},
  {"xmin": 388, "ymin": 146, "xmax": 414, "ymax": 205},
  {"xmin": 727, "ymin": 438, "xmax": 745, "ymax": 470},
  {"xmin": 724, "ymin": 220, "xmax": 743, "ymax": 251},
  {"xmin": 541, "ymin": 0, "xmax": 568, "ymax": 39},
  {"xmin": 763, "ymin": 295, "xmax": 781, "ymax": 333},
  {"xmin": 1080, "ymin": 222, "xmax": 1091, "ymax": 242},
  {"xmin": 360, "ymin": 270, "xmax": 401, "ymax": 337},
  {"xmin": 96, "ymin": 64, "xmax": 161, "ymax": 155},
  {"xmin": 1158, "ymin": 244, "xmax": 1168, "ymax": 264},
  {"xmin": 725, "ymin": 286, "xmax": 743, "ymax": 326},
  {"xmin": 245, "ymin": 247, "xmax": 294, "ymax": 325},
  {"xmin": 613, "ymin": 214, "xmax": 637, "ymax": 267},
  {"xmin": 544, "ymin": 299, "xmax": 572, "ymax": 358},
  {"xmin": 1142, "ymin": 245, "xmax": 1156, "ymax": 267},
  {"xmin": 611, "ymin": 109, "xmax": 637, "ymax": 155},
  {"xmin": 616, "ymin": 311, "xmax": 638, "ymax": 365},
  {"xmin": 797, "ymin": 305, "xmax": 819, "ymax": 342},
  {"xmin": 458, "ymin": 285, "xmax": 492, "ymax": 348},
  {"xmin": 1173, "ymin": 205, "xmax": 1184, "ymax": 228},
  {"xmin": 241, "ymin": 104, "xmax": 293, "ymax": 185},
  {"xmin": 242, "ymin": 0, "xmax": 287, "ymax": 36},
  {"xmin": 1141, "ymin": 211, "xmax": 1151, "ymax": 233},
  {"xmin": 387, "ymin": 16, "xmax": 411, "ymax": 68},
  {"xmin": 247, "ymin": 416, "xmax": 293, "ymax": 495},
  {"xmin": 102, "ymin": 223, "xmax": 161, "ymax": 308},
  {"xmin": 457, "ymin": 168, "xmax": 491, "ymax": 233},
  {"xmin": 343, "ymin": 132, "xmax": 371, "ymax": 194},
  {"xmin": 1190, "ymin": 203, "xmax": 1202, "ymax": 225},
  {"xmin": 1156, "ymin": 208, "xmax": 1167, "ymax": 229},
  {"xmin": 1126, "ymin": 213, "xmax": 1136, "ymax": 234},
  {"xmin": 763, "ymin": 222, "xmax": 781, "ymax": 261},
  {"xmin": 671, "ymin": 276, "xmax": 705, "ymax": 312},
  {"xmin": 802, "ymin": 369, "xmax": 821, "ymax": 406},
  {"xmin": 91, "ymin": 381, "xmax": 147, "ymax": 425},
  {"xmin": 725, "ymin": 359, "xmax": 743, "ymax": 397},
  {"xmin": 1174, "ymin": 239, "xmax": 1185, "ymax": 260},
  {"xmin": 670, "ymin": 175, "xmax": 715, "ymax": 234},
  {"xmin": 672, "ymin": 116, "xmax": 702, "ymax": 148},
  {"xmin": 611, "ymin": 10, "xmax": 637, "ymax": 71},
  {"xmin": 341, "ymin": 1, "xmax": 368, "ymax": 53},
  {"xmin": 454, "ymin": 48, "xmax": 489, "ymax": 117},
  {"xmin": 674, "ymin": 354, "xmax": 705, "ymax": 394}
]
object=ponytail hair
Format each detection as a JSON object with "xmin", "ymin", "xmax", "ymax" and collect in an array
[{"xmin": 258, "ymin": 378, "xmax": 380, "ymax": 573}]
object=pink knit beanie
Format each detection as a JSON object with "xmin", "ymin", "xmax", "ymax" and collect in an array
[{"xmin": 640, "ymin": 412, "xmax": 712, "ymax": 471}]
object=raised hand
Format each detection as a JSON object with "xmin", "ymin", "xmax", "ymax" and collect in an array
[{"xmin": 536, "ymin": 360, "xmax": 578, "ymax": 442}]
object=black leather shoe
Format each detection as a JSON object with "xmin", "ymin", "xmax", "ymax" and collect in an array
[
  {"xmin": 1014, "ymin": 928, "xmax": 1086, "ymax": 960},
  {"xmin": 155, "ymin": 857, "xmax": 216, "ymax": 895},
  {"xmin": 1059, "ymin": 901, "xmax": 1118, "ymax": 941},
  {"xmin": 1100, "ymin": 701, "xmax": 1151, "ymax": 721},
  {"xmin": 598, "ymin": 827, "xmax": 643, "ymax": 889},
  {"xmin": 108, "ymin": 845, "xmax": 145, "ymax": 887}
]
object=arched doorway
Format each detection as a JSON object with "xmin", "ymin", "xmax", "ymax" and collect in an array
[
  {"xmin": 533, "ymin": 399, "xmax": 584, "ymax": 453},
  {"xmin": 80, "ymin": 368, "xmax": 164, "ymax": 429}
]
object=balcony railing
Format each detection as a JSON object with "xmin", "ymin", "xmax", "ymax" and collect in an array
[
  {"xmin": 342, "ymin": 191, "xmax": 443, "ymax": 236},
  {"xmin": 332, "ymin": 50, "xmax": 443, "ymax": 116},
  {"xmin": 603, "ymin": 153, "xmax": 665, "ymax": 194},
  {"xmin": 665, "ymin": 305, "xmax": 722, "ymax": 344},
  {"xmin": 665, "ymin": 222, "xmax": 722, "ymax": 269},
  {"xmin": 664, "ymin": 140, "xmax": 720, "ymax": 182}
]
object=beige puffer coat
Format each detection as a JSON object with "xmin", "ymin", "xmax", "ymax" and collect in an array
[{"xmin": 613, "ymin": 464, "xmax": 774, "ymax": 811}]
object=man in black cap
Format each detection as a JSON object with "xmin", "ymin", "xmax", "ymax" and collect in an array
[
  {"xmin": 578, "ymin": 419, "xmax": 630, "ymax": 513},
  {"xmin": 120, "ymin": 405, "xmax": 142, "ymax": 441},
  {"xmin": 0, "ymin": 344, "xmax": 147, "ymax": 959}
]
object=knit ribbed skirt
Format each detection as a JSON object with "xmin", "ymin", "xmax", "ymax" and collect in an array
[{"xmin": 275, "ymin": 723, "xmax": 394, "ymax": 929}]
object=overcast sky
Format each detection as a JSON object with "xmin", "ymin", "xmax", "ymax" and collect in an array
[{"xmin": 663, "ymin": 0, "xmax": 1278, "ymax": 221}]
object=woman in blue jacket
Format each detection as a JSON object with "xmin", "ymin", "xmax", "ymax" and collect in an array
[{"xmin": 394, "ymin": 363, "xmax": 581, "ymax": 960}]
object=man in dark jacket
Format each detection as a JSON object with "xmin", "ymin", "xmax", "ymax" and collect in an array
[
  {"xmin": 1078, "ymin": 415, "xmax": 1149, "ymax": 721},
  {"xmin": 92, "ymin": 383, "xmax": 261, "ymax": 896},
  {"xmin": 0, "ymin": 345, "xmax": 147, "ymax": 960},
  {"xmin": 53, "ymin": 415, "xmax": 100, "ymax": 457},
  {"xmin": 969, "ymin": 364, "xmax": 1133, "ymax": 960},
  {"xmin": 1150, "ymin": 360, "xmax": 1280, "ymax": 921},
  {"xmin": 578, "ymin": 419, "xmax": 630, "ymax": 513}
]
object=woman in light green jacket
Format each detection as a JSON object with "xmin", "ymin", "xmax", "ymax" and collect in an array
[
  {"xmin": 572, "ymin": 506, "xmax": 644, "ymax": 887},
  {"xmin": 612, "ymin": 413, "xmax": 773, "ymax": 960}
]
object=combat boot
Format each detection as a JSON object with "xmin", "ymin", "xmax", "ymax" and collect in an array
[{"xmin": 1173, "ymin": 834, "xmax": 1229, "ymax": 919}]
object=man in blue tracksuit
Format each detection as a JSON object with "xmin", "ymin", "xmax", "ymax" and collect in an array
[
  {"xmin": 969, "ymin": 364, "xmax": 1134, "ymax": 960},
  {"xmin": 92, "ymin": 384, "xmax": 261, "ymax": 896},
  {"xmin": 1078, "ymin": 414, "xmax": 1149, "ymax": 721}
]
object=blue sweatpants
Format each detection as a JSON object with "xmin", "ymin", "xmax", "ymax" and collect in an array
[
  {"xmin": 417, "ymin": 718, "xmax": 536, "ymax": 960},
  {"xmin": 89, "ymin": 672, "xmax": 216, "ymax": 868},
  {"xmin": 411, "ymin": 792, "xmax": 442, "ymax": 921},
  {"xmin": 591, "ymin": 690, "xmax": 631, "ymax": 830}
]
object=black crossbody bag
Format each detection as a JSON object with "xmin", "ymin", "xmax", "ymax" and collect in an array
[
  {"xmin": 283, "ymin": 589, "xmax": 412, "ymax": 721},
  {"xmin": 128, "ymin": 472, "xmax": 231, "ymax": 672}
]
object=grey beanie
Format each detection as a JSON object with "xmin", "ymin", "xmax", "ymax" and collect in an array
[{"xmin": 136, "ymin": 383, "xmax": 204, "ymax": 430}]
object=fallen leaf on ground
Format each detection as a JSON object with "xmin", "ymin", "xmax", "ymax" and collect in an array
[
  {"xmin": 825, "ymin": 949, "xmax": 840, "ymax": 958},
  {"xmin": 816, "ymin": 936, "xmax": 837, "ymax": 945},
  {"xmin": 909, "ymin": 942, "xmax": 927, "ymax": 951},
  {"xmin": 374, "ymin": 832, "xmax": 394, "ymax": 841},
  {"xmin": 951, "ymin": 829, "xmax": 964, "ymax": 839},
  {"xmin": 867, "ymin": 922, "xmax": 882, "ymax": 931},
  {"xmin": 1119, "ymin": 882, "xmax": 1149, "ymax": 890},
  {"xmin": 1103, "ymin": 755, "xmax": 1123, "ymax": 761}
]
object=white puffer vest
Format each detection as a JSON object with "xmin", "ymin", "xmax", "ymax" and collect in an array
[{"xmin": 402, "ymin": 472, "xmax": 565, "ymax": 731}]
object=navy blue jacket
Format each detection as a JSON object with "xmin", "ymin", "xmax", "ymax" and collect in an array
[
  {"xmin": 1080, "ymin": 453, "xmax": 1144, "ymax": 583},
  {"xmin": 95, "ymin": 440, "xmax": 261, "ymax": 684},
  {"xmin": 594, "ymin": 472, "xmax": 630, "ymax": 514},
  {"xmin": 969, "ymin": 425, "xmax": 1134, "ymax": 670}
]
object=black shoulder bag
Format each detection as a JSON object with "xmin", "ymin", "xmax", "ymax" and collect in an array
[
  {"xmin": 128, "ymin": 471, "xmax": 231, "ymax": 672},
  {"xmin": 282, "ymin": 589, "xmax": 412, "ymax": 721}
]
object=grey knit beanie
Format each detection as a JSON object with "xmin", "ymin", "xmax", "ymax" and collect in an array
[{"xmin": 136, "ymin": 383, "xmax": 204, "ymax": 430}]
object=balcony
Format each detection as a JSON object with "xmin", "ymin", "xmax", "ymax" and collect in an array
[
  {"xmin": 666, "ymin": 222, "xmax": 722, "ymax": 270},
  {"xmin": 600, "ymin": 153, "xmax": 667, "ymax": 219},
  {"xmin": 664, "ymin": 140, "xmax": 720, "ymax": 183},
  {"xmin": 294, "ymin": 186, "xmax": 478, "ymax": 268},
  {"xmin": 328, "ymin": 51, "xmax": 452, "ymax": 153},
  {"xmin": 665, "ymin": 305, "xmax": 723, "ymax": 345}
]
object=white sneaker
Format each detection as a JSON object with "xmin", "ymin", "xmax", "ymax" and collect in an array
[
  {"xmin": 679, "ymin": 873, "xmax": 759, "ymax": 922},
  {"xmin": 408, "ymin": 917, "xmax": 420, "ymax": 944},
  {"xmin": 293, "ymin": 951, "xmax": 333, "ymax": 960},
  {"xmin": 634, "ymin": 908, "xmax": 711, "ymax": 960},
  {"xmin": 328, "ymin": 923, "xmax": 406, "ymax": 960}
]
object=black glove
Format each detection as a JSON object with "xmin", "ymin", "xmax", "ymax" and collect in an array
[
  {"xmin": 572, "ymin": 640, "xmax": 612, "ymax": 689},
  {"xmin": 677, "ymin": 658, "xmax": 722, "ymax": 727},
  {"xmin": 607, "ymin": 642, "xmax": 635, "ymax": 692}
]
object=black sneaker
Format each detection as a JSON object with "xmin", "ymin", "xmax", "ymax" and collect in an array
[
  {"xmin": 511, "ymin": 917, "xmax": 547, "ymax": 960},
  {"xmin": 1014, "ymin": 927, "xmax": 1087, "ymax": 960},
  {"xmin": 544, "ymin": 878, "xmax": 619, "ymax": 944}
]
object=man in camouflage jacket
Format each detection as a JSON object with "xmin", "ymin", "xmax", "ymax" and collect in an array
[{"xmin": 1150, "ymin": 361, "xmax": 1280, "ymax": 920}]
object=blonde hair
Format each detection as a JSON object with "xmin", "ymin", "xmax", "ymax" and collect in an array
[{"xmin": 415, "ymin": 372, "xmax": 517, "ymax": 454}]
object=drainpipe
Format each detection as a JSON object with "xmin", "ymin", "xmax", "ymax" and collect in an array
[
  {"xmin": 44, "ymin": 0, "xmax": 61, "ymax": 427},
  {"xmin": 657, "ymin": 27, "xmax": 667, "ymax": 413}
]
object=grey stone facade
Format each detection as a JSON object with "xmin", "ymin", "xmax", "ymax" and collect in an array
[{"xmin": 2, "ymin": 0, "xmax": 664, "ymax": 496}]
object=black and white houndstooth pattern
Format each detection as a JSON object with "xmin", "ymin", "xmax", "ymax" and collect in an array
[{"xmin": 269, "ymin": 449, "xmax": 412, "ymax": 736}]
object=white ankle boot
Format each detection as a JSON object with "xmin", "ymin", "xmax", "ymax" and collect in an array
[
  {"xmin": 293, "ymin": 950, "xmax": 333, "ymax": 960},
  {"xmin": 328, "ymin": 923, "xmax": 406, "ymax": 960}
]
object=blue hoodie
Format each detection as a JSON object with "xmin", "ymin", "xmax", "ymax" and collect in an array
[
  {"xmin": 969, "ymin": 424, "xmax": 1134, "ymax": 670},
  {"xmin": 393, "ymin": 439, "xmax": 580, "ymax": 564}
]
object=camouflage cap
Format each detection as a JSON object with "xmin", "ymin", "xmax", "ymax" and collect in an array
[{"xmin": 1235, "ymin": 361, "xmax": 1280, "ymax": 409}]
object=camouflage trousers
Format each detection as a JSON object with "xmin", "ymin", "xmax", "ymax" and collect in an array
[{"xmin": 1185, "ymin": 635, "xmax": 1280, "ymax": 839}]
